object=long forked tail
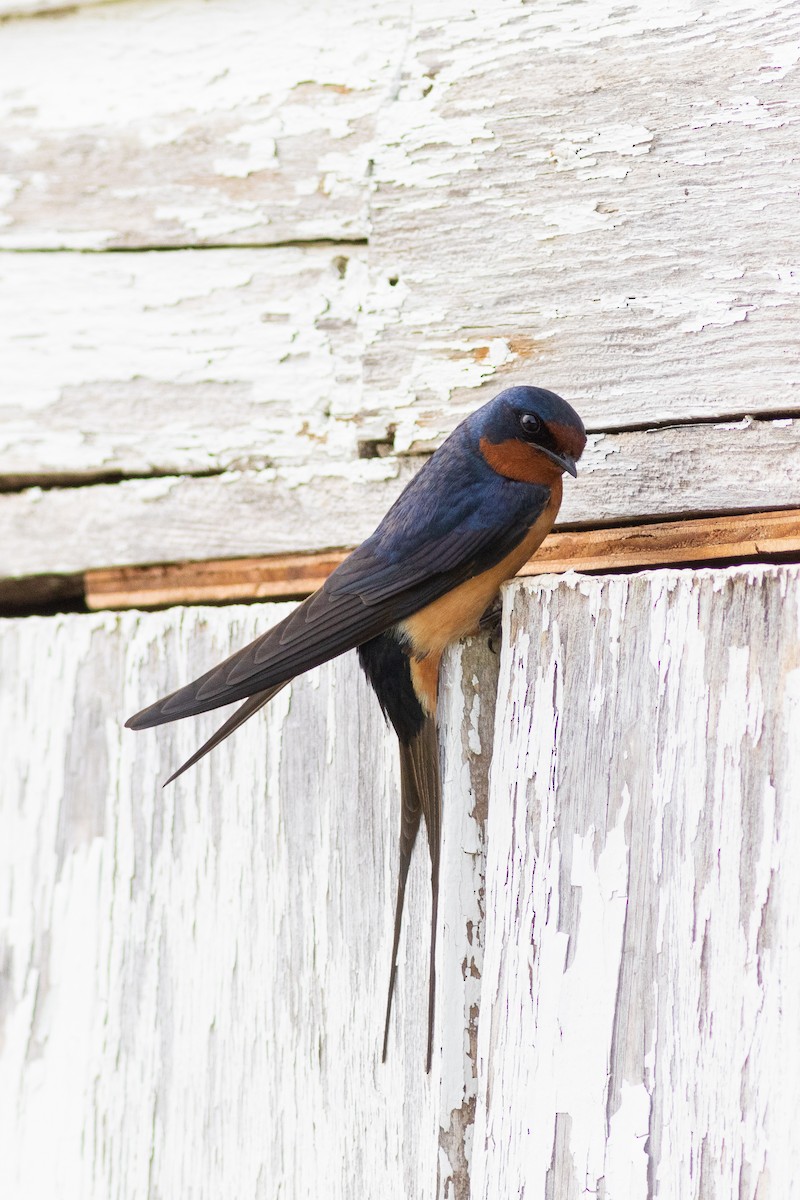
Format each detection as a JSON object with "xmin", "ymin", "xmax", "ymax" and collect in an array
[
  {"xmin": 382, "ymin": 715, "xmax": 442, "ymax": 1073},
  {"xmin": 163, "ymin": 682, "xmax": 289, "ymax": 785}
]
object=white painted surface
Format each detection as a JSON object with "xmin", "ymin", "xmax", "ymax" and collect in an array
[
  {"xmin": 436, "ymin": 644, "xmax": 498, "ymax": 1197},
  {"xmin": 0, "ymin": 608, "xmax": 499, "ymax": 1198},
  {"xmin": 364, "ymin": 0, "xmax": 800, "ymax": 441},
  {"xmin": 473, "ymin": 566, "xmax": 800, "ymax": 1198},
  {"xmin": 4, "ymin": 244, "xmax": 799, "ymax": 501},
  {"xmin": 0, "ymin": 0, "xmax": 113, "ymax": 14},
  {"xmin": 3, "ymin": 566, "xmax": 799, "ymax": 1195},
  {"xmin": 0, "ymin": 0, "xmax": 406, "ymax": 247},
  {"xmin": 1, "ymin": 0, "xmax": 798, "ymax": 1191},
  {"xmin": 0, "ymin": 0, "xmax": 797, "ymax": 583},
  {"xmin": 0, "ymin": 247, "xmax": 367, "ymax": 482}
]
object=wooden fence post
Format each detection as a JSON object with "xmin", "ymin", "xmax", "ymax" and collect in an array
[{"xmin": 472, "ymin": 566, "xmax": 800, "ymax": 1198}]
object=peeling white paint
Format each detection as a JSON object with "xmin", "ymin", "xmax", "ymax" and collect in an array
[
  {"xmin": 2, "ymin": 0, "xmax": 799, "ymax": 546},
  {"xmin": 436, "ymin": 641, "xmax": 498, "ymax": 1195},
  {"xmin": 472, "ymin": 565, "xmax": 800, "ymax": 1198},
  {"xmin": 0, "ymin": 0, "xmax": 409, "ymax": 248},
  {"xmin": 0, "ymin": 247, "xmax": 369, "ymax": 479},
  {"xmin": 679, "ymin": 301, "xmax": 752, "ymax": 334},
  {"xmin": 551, "ymin": 124, "xmax": 653, "ymax": 180},
  {"xmin": 604, "ymin": 1080, "xmax": 652, "ymax": 1193},
  {"xmin": 2, "ymin": 416, "xmax": 799, "ymax": 577},
  {"xmin": 467, "ymin": 690, "xmax": 482, "ymax": 756},
  {"xmin": 0, "ymin": 605, "xmax": 494, "ymax": 1198},
  {"xmin": 363, "ymin": 0, "xmax": 800, "ymax": 441},
  {"xmin": 2, "ymin": 566, "xmax": 800, "ymax": 1196}
]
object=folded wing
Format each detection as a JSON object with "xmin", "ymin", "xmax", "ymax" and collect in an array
[{"xmin": 127, "ymin": 477, "xmax": 548, "ymax": 730}]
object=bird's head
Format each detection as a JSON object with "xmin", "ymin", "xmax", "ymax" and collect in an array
[{"xmin": 472, "ymin": 386, "xmax": 586, "ymax": 484}]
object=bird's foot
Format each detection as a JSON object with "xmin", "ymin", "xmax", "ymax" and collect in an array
[{"xmin": 478, "ymin": 598, "xmax": 503, "ymax": 655}]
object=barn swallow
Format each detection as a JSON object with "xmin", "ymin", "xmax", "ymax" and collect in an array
[{"xmin": 126, "ymin": 385, "xmax": 586, "ymax": 1071}]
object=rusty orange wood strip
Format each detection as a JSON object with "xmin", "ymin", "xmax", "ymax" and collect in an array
[
  {"xmin": 84, "ymin": 509, "xmax": 800, "ymax": 610},
  {"xmin": 518, "ymin": 508, "xmax": 800, "ymax": 576}
]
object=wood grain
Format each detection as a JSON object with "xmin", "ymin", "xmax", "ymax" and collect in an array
[
  {"xmin": 0, "ymin": 0, "xmax": 112, "ymax": 14},
  {"xmin": 473, "ymin": 565, "xmax": 800, "ymax": 1197},
  {"xmin": 4, "ymin": 567, "xmax": 798, "ymax": 1195},
  {"xmin": 81, "ymin": 509, "xmax": 800, "ymax": 610},
  {"xmin": 7, "ymin": 247, "xmax": 799, "ymax": 493},
  {"xmin": 3, "ymin": 417, "xmax": 799, "ymax": 581},
  {"xmin": 361, "ymin": 0, "xmax": 800, "ymax": 445},
  {"xmin": 0, "ymin": 247, "xmax": 367, "ymax": 485},
  {"xmin": 1, "ymin": 0, "xmax": 798, "ymax": 502},
  {"xmin": 85, "ymin": 551, "xmax": 349, "ymax": 609},
  {"xmin": 516, "ymin": 506, "xmax": 800, "ymax": 574},
  {"xmin": 3, "ymin": 0, "xmax": 800, "ymax": 1193},
  {"xmin": 436, "ymin": 641, "xmax": 499, "ymax": 1198},
  {"xmin": 0, "ymin": 603, "xmax": 498, "ymax": 1198},
  {"xmin": 0, "ymin": 0, "xmax": 406, "ymax": 248}
]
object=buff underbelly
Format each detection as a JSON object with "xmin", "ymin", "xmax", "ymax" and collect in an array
[{"xmin": 398, "ymin": 484, "xmax": 561, "ymax": 712}]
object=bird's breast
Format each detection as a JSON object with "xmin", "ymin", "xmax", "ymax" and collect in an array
[{"xmin": 399, "ymin": 479, "xmax": 562, "ymax": 662}]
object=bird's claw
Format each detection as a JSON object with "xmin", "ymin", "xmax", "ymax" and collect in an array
[{"xmin": 479, "ymin": 598, "xmax": 503, "ymax": 655}]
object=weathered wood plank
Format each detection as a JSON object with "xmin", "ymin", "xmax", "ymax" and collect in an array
[
  {"xmin": 81, "ymin": 508, "xmax": 800, "ymax": 610},
  {"xmin": 3, "ymin": 418, "xmax": 799, "ymax": 579},
  {"xmin": 3, "ymin": 245, "xmax": 797, "ymax": 493},
  {"xmin": 5, "ymin": 568, "xmax": 798, "ymax": 1194},
  {"xmin": 473, "ymin": 566, "xmax": 800, "ymax": 1197},
  {"xmin": 0, "ymin": 0, "xmax": 113, "ymax": 15},
  {"xmin": 436, "ymin": 639, "xmax": 499, "ymax": 1198},
  {"xmin": 0, "ymin": 247, "xmax": 367, "ymax": 485},
  {"xmin": 360, "ymin": 0, "xmax": 800, "ymax": 444},
  {"xmin": 0, "ymin": 604, "xmax": 496, "ymax": 1197},
  {"xmin": 3, "ymin": 2, "xmax": 798, "ymax": 489},
  {"xmin": 85, "ymin": 551, "xmax": 350, "ymax": 610},
  {"xmin": 514, "ymin": 507, "xmax": 800, "ymax": 575},
  {"xmin": 0, "ymin": 0, "xmax": 406, "ymax": 248}
]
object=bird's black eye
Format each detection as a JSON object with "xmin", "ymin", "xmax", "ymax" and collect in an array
[{"xmin": 519, "ymin": 413, "xmax": 542, "ymax": 439}]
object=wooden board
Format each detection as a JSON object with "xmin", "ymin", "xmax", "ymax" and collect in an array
[
  {"xmin": 361, "ymin": 0, "xmax": 800, "ymax": 444},
  {"xmin": 1, "ymin": 1, "xmax": 798, "ymax": 494},
  {"xmin": 1, "ymin": 0, "xmax": 798, "ymax": 591},
  {"xmin": 0, "ymin": 602, "xmax": 498, "ymax": 1198},
  {"xmin": 84, "ymin": 551, "xmax": 351, "ymax": 610},
  {"xmin": 0, "ymin": 0, "xmax": 406, "ymax": 248},
  {"xmin": 474, "ymin": 565, "xmax": 800, "ymax": 1196},
  {"xmin": 81, "ymin": 509, "xmax": 800, "ymax": 610},
  {"xmin": 5, "ymin": 248, "xmax": 799, "ymax": 492},
  {"xmin": 3, "ymin": 417, "xmax": 799, "ymax": 580},
  {"xmin": 0, "ymin": 0, "xmax": 113, "ymax": 14},
  {"xmin": 4, "ymin": 566, "xmax": 799, "ymax": 1195},
  {"xmin": 0, "ymin": 247, "xmax": 367, "ymax": 486}
]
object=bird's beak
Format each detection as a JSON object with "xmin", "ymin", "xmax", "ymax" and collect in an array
[{"xmin": 539, "ymin": 447, "xmax": 578, "ymax": 477}]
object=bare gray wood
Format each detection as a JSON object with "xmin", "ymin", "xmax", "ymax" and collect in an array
[
  {"xmin": 0, "ymin": 604, "xmax": 497, "ymax": 1197},
  {"xmin": 436, "ymin": 640, "xmax": 499, "ymax": 1197},
  {"xmin": 473, "ymin": 565, "xmax": 800, "ymax": 1196},
  {"xmin": 2, "ymin": 418, "xmax": 798, "ymax": 580},
  {"xmin": 0, "ymin": 0, "xmax": 406, "ymax": 248}
]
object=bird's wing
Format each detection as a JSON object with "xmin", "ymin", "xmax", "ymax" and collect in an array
[{"xmin": 127, "ymin": 480, "xmax": 549, "ymax": 730}]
